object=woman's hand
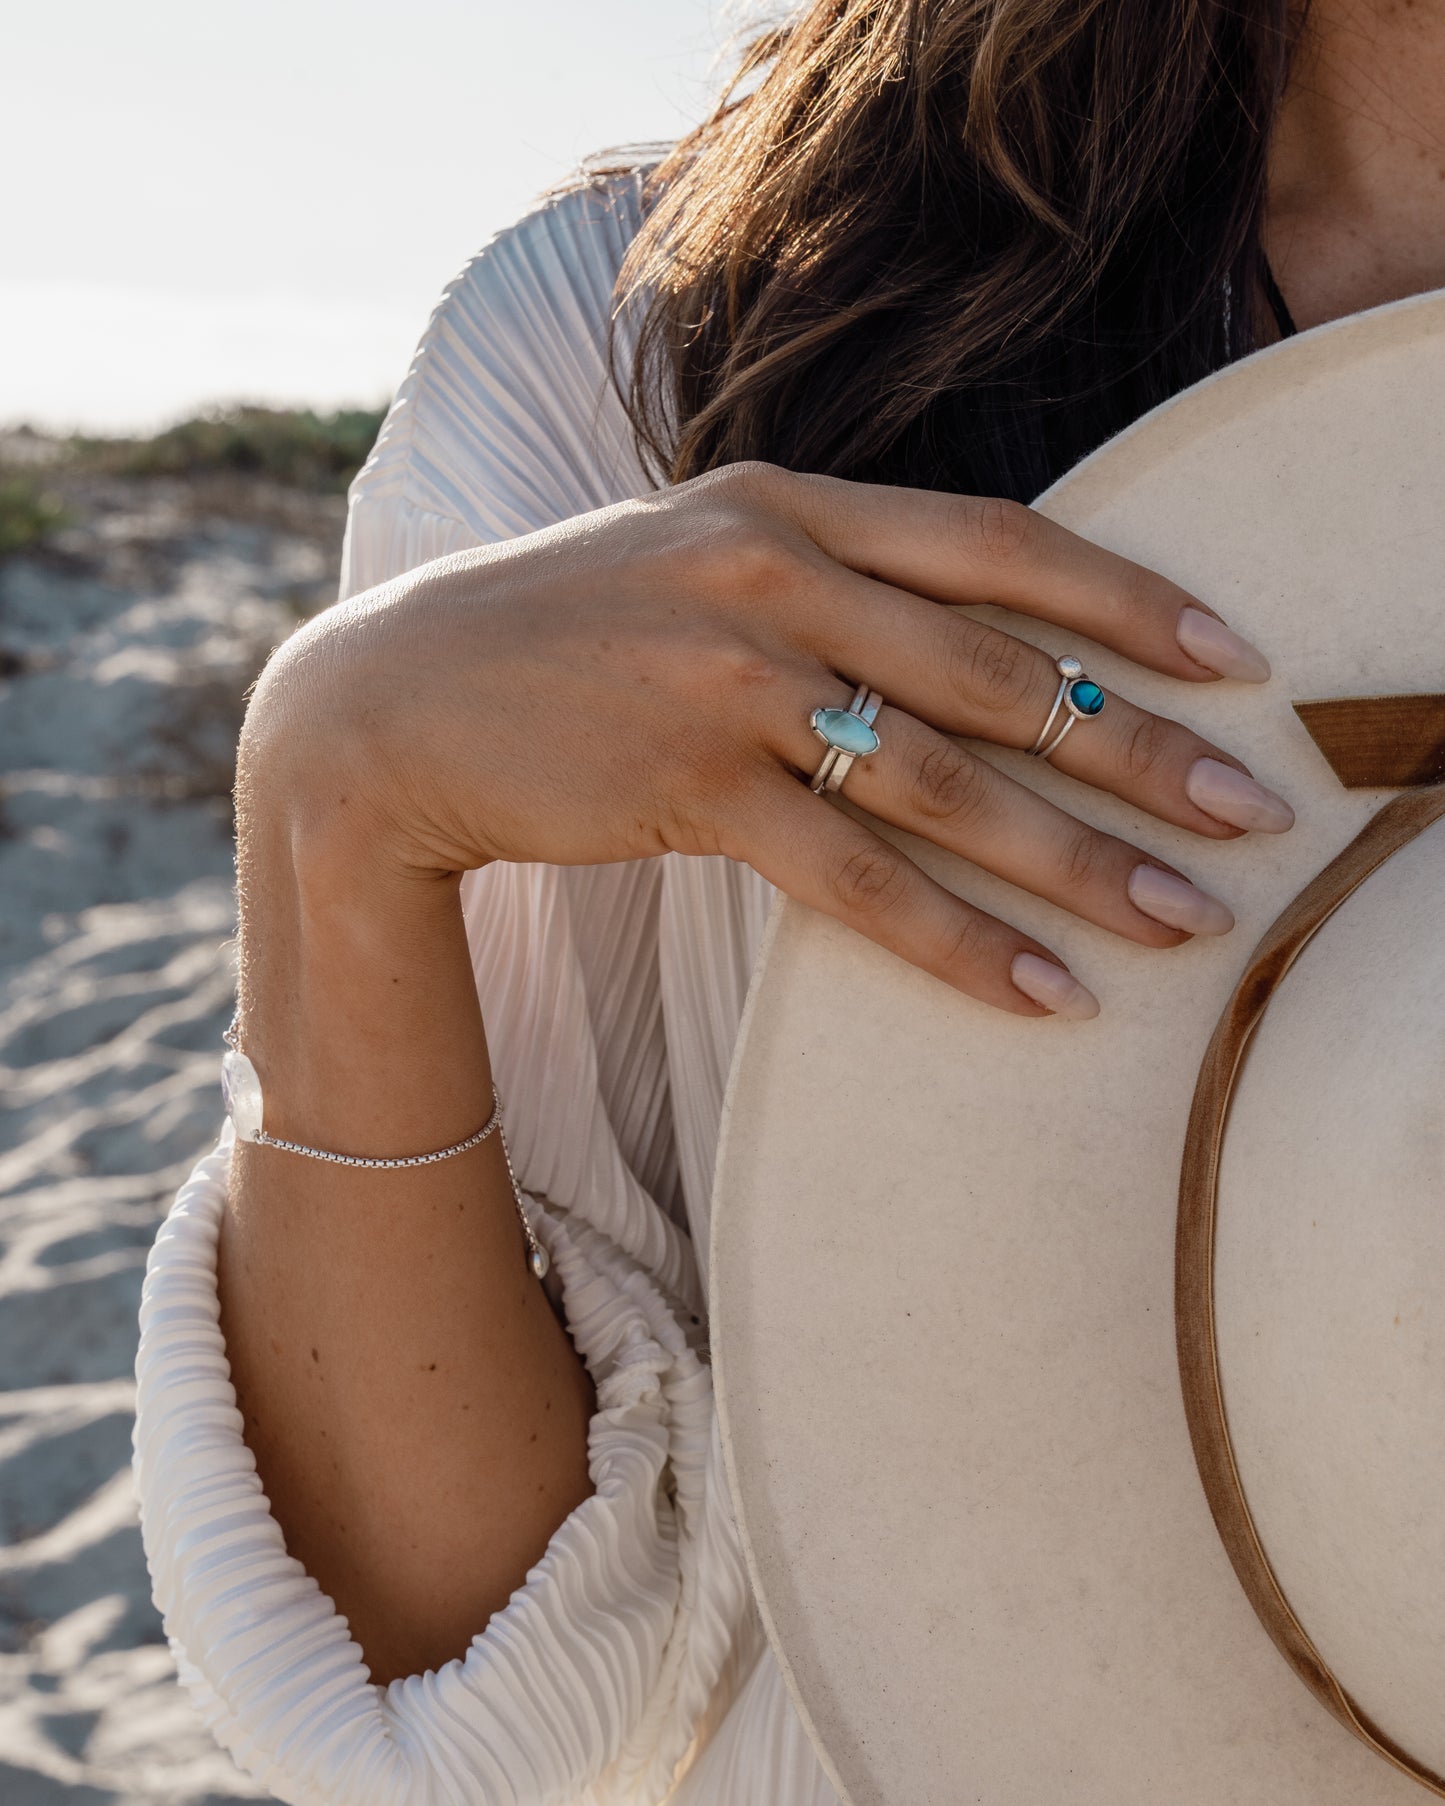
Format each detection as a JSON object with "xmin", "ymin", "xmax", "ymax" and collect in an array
[{"xmin": 251, "ymin": 461, "xmax": 1289, "ymax": 1019}]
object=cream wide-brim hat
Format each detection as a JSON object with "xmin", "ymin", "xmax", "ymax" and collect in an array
[{"xmin": 709, "ymin": 289, "xmax": 1445, "ymax": 1806}]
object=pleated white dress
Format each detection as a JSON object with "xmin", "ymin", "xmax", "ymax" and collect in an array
[{"xmin": 132, "ymin": 171, "xmax": 845, "ymax": 1806}]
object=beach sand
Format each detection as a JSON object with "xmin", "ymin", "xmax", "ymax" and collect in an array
[{"xmin": 0, "ymin": 449, "xmax": 345, "ymax": 1802}]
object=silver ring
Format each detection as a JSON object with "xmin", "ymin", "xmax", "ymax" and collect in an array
[
  {"xmin": 1027, "ymin": 655, "xmax": 1106, "ymax": 762},
  {"xmin": 810, "ymin": 683, "xmax": 883, "ymax": 794}
]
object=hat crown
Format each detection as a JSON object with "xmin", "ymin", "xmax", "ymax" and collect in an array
[{"xmin": 712, "ymin": 287, "xmax": 1445, "ymax": 1806}]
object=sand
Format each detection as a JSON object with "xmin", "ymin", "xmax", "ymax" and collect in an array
[{"xmin": 0, "ymin": 448, "xmax": 345, "ymax": 1802}]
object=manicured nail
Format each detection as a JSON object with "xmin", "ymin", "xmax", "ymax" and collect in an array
[
  {"xmin": 1175, "ymin": 607, "xmax": 1271, "ymax": 682},
  {"xmin": 1010, "ymin": 952, "xmax": 1100, "ymax": 1020},
  {"xmin": 1185, "ymin": 757, "xmax": 1295, "ymax": 832},
  {"xmin": 1127, "ymin": 864, "xmax": 1234, "ymax": 936}
]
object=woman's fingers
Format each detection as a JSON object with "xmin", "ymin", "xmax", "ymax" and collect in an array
[
  {"xmin": 734, "ymin": 765, "xmax": 1101, "ymax": 1020},
  {"xmin": 743, "ymin": 463, "xmax": 1271, "ymax": 684},
  {"xmin": 795, "ymin": 568, "xmax": 1294, "ymax": 840},
  {"xmin": 792, "ymin": 703, "xmax": 1236, "ymax": 947}
]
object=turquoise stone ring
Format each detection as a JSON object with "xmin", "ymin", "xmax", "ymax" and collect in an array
[
  {"xmin": 810, "ymin": 683, "xmax": 884, "ymax": 793},
  {"xmin": 1069, "ymin": 679, "xmax": 1106, "ymax": 716},
  {"xmin": 1028, "ymin": 654, "xmax": 1107, "ymax": 762}
]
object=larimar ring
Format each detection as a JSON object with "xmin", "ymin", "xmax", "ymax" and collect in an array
[
  {"xmin": 1028, "ymin": 655, "xmax": 1106, "ymax": 762},
  {"xmin": 810, "ymin": 682, "xmax": 883, "ymax": 794}
]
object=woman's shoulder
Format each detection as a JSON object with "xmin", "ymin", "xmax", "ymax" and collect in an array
[{"xmin": 351, "ymin": 166, "xmax": 656, "ymax": 531}]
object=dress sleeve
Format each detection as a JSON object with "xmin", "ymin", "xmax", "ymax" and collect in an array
[{"xmin": 132, "ymin": 174, "xmax": 755, "ymax": 1806}]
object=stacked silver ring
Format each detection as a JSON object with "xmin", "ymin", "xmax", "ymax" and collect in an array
[
  {"xmin": 810, "ymin": 682, "xmax": 883, "ymax": 794},
  {"xmin": 1027, "ymin": 654, "xmax": 1107, "ymax": 762}
]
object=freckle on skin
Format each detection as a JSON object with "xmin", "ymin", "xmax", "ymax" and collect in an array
[{"xmin": 311, "ymin": 1347, "xmax": 319, "ymax": 1363}]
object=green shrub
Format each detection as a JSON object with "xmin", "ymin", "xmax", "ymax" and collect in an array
[
  {"xmin": 0, "ymin": 477, "xmax": 68, "ymax": 557},
  {"xmin": 73, "ymin": 405, "xmax": 388, "ymax": 493}
]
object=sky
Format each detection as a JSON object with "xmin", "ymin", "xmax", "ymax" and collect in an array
[{"xmin": 3, "ymin": 0, "xmax": 745, "ymax": 433}]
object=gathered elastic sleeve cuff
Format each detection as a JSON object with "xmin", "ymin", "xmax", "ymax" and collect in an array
[{"xmin": 134, "ymin": 1128, "xmax": 744, "ymax": 1806}]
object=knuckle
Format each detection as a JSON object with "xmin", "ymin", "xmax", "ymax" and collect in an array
[
  {"xmin": 1118, "ymin": 710, "xmax": 1173, "ymax": 782},
  {"xmin": 912, "ymin": 741, "xmax": 993, "ymax": 830},
  {"xmin": 951, "ymin": 627, "xmax": 1034, "ymax": 715},
  {"xmin": 712, "ymin": 519, "xmax": 778, "ymax": 586},
  {"xmin": 829, "ymin": 843, "xmax": 912, "ymax": 920},
  {"xmin": 1057, "ymin": 823, "xmax": 1105, "ymax": 894},
  {"xmin": 704, "ymin": 458, "xmax": 790, "ymax": 511},
  {"xmin": 677, "ymin": 464, "xmax": 804, "ymax": 603},
  {"xmin": 667, "ymin": 627, "xmax": 789, "ymax": 712},
  {"xmin": 710, "ymin": 521, "xmax": 813, "ymax": 607},
  {"xmin": 711, "ymin": 639, "xmax": 789, "ymax": 695},
  {"xmin": 935, "ymin": 907, "xmax": 992, "ymax": 975},
  {"xmin": 963, "ymin": 494, "xmax": 1037, "ymax": 567}
]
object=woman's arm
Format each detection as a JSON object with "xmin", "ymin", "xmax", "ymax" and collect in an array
[
  {"xmin": 135, "ymin": 184, "xmax": 735, "ymax": 1806},
  {"xmin": 219, "ymin": 722, "xmax": 595, "ymax": 1683}
]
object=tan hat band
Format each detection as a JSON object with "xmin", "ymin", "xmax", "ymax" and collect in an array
[{"xmin": 1177, "ymin": 769, "xmax": 1445, "ymax": 1799}]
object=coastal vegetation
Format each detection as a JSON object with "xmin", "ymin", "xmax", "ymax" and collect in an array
[
  {"xmin": 71, "ymin": 404, "xmax": 388, "ymax": 492},
  {"xmin": 0, "ymin": 405, "xmax": 387, "ymax": 563}
]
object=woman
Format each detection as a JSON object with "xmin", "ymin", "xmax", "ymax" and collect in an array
[{"xmin": 133, "ymin": 2, "xmax": 1445, "ymax": 1801}]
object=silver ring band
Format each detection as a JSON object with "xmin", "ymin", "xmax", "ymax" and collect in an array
[
  {"xmin": 810, "ymin": 683, "xmax": 883, "ymax": 794},
  {"xmin": 1027, "ymin": 655, "xmax": 1106, "ymax": 763}
]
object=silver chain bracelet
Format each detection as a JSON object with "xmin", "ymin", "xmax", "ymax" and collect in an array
[{"xmin": 221, "ymin": 1016, "xmax": 549, "ymax": 1279}]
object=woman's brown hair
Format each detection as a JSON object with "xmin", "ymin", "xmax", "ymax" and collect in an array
[{"xmin": 618, "ymin": 0, "xmax": 1305, "ymax": 504}]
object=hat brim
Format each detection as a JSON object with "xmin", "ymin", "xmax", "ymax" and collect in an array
[{"xmin": 710, "ymin": 289, "xmax": 1445, "ymax": 1805}]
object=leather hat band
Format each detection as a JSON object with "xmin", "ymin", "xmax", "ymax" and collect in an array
[{"xmin": 1177, "ymin": 695, "xmax": 1445, "ymax": 1797}]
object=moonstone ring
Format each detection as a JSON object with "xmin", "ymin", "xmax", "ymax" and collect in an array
[
  {"xmin": 1028, "ymin": 654, "xmax": 1106, "ymax": 762},
  {"xmin": 810, "ymin": 683, "xmax": 883, "ymax": 794}
]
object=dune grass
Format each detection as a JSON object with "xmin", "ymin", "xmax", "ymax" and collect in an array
[
  {"xmin": 0, "ymin": 476, "xmax": 70, "ymax": 558},
  {"xmin": 70, "ymin": 404, "xmax": 388, "ymax": 493},
  {"xmin": 0, "ymin": 406, "xmax": 388, "ymax": 561}
]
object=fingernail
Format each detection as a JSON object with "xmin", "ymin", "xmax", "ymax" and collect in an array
[
  {"xmin": 1185, "ymin": 757, "xmax": 1295, "ymax": 832},
  {"xmin": 1127, "ymin": 864, "xmax": 1235, "ymax": 936},
  {"xmin": 1010, "ymin": 952, "xmax": 1100, "ymax": 1020},
  {"xmin": 1175, "ymin": 607, "xmax": 1271, "ymax": 682}
]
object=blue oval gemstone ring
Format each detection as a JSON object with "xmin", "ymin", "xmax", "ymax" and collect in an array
[
  {"xmin": 1028, "ymin": 654, "xmax": 1106, "ymax": 763},
  {"xmin": 810, "ymin": 683, "xmax": 884, "ymax": 793}
]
